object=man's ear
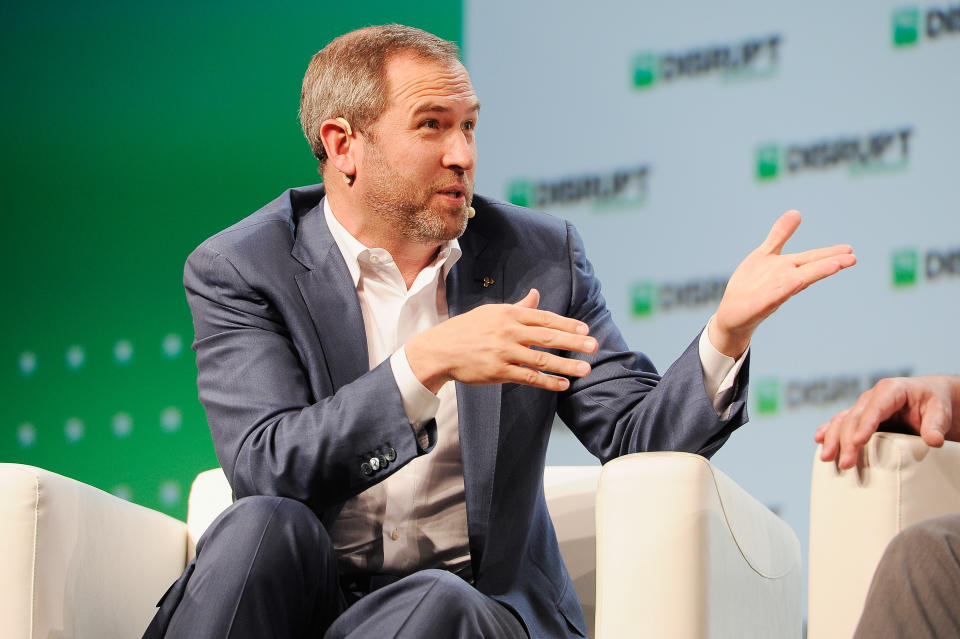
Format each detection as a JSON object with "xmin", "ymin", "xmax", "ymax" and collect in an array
[{"xmin": 319, "ymin": 118, "xmax": 357, "ymax": 181}]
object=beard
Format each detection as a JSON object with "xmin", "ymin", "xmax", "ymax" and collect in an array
[{"xmin": 359, "ymin": 144, "xmax": 473, "ymax": 245}]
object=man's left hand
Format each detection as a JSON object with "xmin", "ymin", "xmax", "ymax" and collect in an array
[{"xmin": 709, "ymin": 210, "xmax": 856, "ymax": 359}]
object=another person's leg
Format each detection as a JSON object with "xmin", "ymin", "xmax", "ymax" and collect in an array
[
  {"xmin": 143, "ymin": 495, "xmax": 345, "ymax": 639},
  {"xmin": 854, "ymin": 514, "xmax": 960, "ymax": 639},
  {"xmin": 325, "ymin": 569, "xmax": 528, "ymax": 639}
]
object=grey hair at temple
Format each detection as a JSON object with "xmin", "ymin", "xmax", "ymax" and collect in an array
[{"xmin": 299, "ymin": 24, "xmax": 461, "ymax": 169}]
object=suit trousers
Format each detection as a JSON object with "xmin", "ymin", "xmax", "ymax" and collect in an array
[
  {"xmin": 854, "ymin": 514, "xmax": 960, "ymax": 639},
  {"xmin": 141, "ymin": 496, "xmax": 528, "ymax": 639}
]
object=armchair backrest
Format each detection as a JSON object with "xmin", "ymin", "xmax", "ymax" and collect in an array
[{"xmin": 808, "ymin": 433, "xmax": 960, "ymax": 639}]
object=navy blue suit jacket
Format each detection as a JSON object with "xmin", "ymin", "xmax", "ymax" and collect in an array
[{"xmin": 183, "ymin": 184, "xmax": 749, "ymax": 638}]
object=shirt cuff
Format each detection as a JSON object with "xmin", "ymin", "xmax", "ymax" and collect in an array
[
  {"xmin": 390, "ymin": 347, "xmax": 441, "ymax": 446},
  {"xmin": 698, "ymin": 317, "xmax": 749, "ymax": 418}
]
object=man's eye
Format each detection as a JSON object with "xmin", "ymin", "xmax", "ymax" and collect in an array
[
  {"xmin": 420, "ymin": 120, "xmax": 439, "ymax": 129},
  {"xmin": 463, "ymin": 121, "xmax": 476, "ymax": 131}
]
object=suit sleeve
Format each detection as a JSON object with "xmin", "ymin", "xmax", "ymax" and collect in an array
[
  {"xmin": 555, "ymin": 222, "xmax": 749, "ymax": 463},
  {"xmin": 184, "ymin": 243, "xmax": 436, "ymax": 511}
]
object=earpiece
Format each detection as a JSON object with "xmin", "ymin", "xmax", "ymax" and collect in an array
[{"xmin": 336, "ymin": 117, "xmax": 353, "ymax": 136}]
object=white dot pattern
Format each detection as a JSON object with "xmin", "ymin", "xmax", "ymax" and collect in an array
[
  {"xmin": 160, "ymin": 407, "xmax": 182, "ymax": 433},
  {"xmin": 18, "ymin": 423, "xmax": 36, "ymax": 448},
  {"xmin": 64, "ymin": 418, "xmax": 84, "ymax": 443},
  {"xmin": 113, "ymin": 340, "xmax": 134, "ymax": 364},
  {"xmin": 66, "ymin": 345, "xmax": 85, "ymax": 370},
  {"xmin": 18, "ymin": 351, "xmax": 37, "ymax": 376},
  {"xmin": 159, "ymin": 480, "xmax": 181, "ymax": 506},
  {"xmin": 112, "ymin": 412, "xmax": 133, "ymax": 438},
  {"xmin": 162, "ymin": 333, "xmax": 183, "ymax": 358}
]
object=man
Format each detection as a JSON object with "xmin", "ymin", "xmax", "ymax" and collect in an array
[
  {"xmin": 144, "ymin": 24, "xmax": 855, "ymax": 639},
  {"xmin": 817, "ymin": 375, "xmax": 960, "ymax": 639}
]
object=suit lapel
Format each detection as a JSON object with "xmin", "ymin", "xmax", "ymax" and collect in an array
[
  {"xmin": 448, "ymin": 225, "xmax": 505, "ymax": 573},
  {"xmin": 292, "ymin": 200, "xmax": 369, "ymax": 391}
]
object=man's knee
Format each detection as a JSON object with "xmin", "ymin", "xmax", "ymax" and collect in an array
[
  {"xmin": 409, "ymin": 570, "xmax": 524, "ymax": 636},
  {"xmin": 886, "ymin": 515, "xmax": 960, "ymax": 562},
  {"xmin": 198, "ymin": 495, "xmax": 332, "ymax": 570},
  {"xmin": 414, "ymin": 569, "xmax": 476, "ymax": 601}
]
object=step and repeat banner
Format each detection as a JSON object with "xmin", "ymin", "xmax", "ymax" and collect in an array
[{"xmin": 465, "ymin": 0, "xmax": 959, "ymax": 607}]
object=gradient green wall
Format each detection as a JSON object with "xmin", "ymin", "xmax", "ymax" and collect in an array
[{"xmin": 1, "ymin": 1, "xmax": 463, "ymax": 519}]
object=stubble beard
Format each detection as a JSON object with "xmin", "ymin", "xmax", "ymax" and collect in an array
[{"xmin": 360, "ymin": 147, "xmax": 472, "ymax": 246}]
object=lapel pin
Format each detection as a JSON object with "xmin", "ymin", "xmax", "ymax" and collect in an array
[{"xmin": 480, "ymin": 276, "xmax": 495, "ymax": 288}]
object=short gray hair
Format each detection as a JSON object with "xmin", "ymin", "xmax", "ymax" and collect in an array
[{"xmin": 299, "ymin": 25, "xmax": 461, "ymax": 168}]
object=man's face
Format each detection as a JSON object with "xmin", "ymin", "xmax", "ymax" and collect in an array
[{"xmin": 356, "ymin": 52, "xmax": 479, "ymax": 245}]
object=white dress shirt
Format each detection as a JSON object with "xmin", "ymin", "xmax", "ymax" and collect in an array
[{"xmin": 323, "ymin": 199, "xmax": 746, "ymax": 578}]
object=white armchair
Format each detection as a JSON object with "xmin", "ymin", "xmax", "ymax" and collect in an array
[
  {"xmin": 1, "ymin": 452, "xmax": 801, "ymax": 638},
  {"xmin": 808, "ymin": 432, "xmax": 960, "ymax": 639}
]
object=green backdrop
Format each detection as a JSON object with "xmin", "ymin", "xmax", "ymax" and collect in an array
[{"xmin": 1, "ymin": 1, "xmax": 463, "ymax": 519}]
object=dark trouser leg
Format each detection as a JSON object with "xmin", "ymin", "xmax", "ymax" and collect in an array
[
  {"xmin": 142, "ymin": 495, "xmax": 344, "ymax": 639},
  {"xmin": 854, "ymin": 514, "xmax": 960, "ymax": 639},
  {"xmin": 324, "ymin": 569, "xmax": 528, "ymax": 639}
]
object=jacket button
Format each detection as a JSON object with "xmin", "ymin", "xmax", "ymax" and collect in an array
[
  {"xmin": 384, "ymin": 446, "xmax": 397, "ymax": 462},
  {"xmin": 369, "ymin": 456, "xmax": 380, "ymax": 471},
  {"xmin": 360, "ymin": 462, "xmax": 373, "ymax": 477},
  {"xmin": 377, "ymin": 455, "xmax": 389, "ymax": 470}
]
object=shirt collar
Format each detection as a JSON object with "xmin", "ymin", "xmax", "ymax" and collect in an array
[{"xmin": 323, "ymin": 197, "xmax": 462, "ymax": 289}]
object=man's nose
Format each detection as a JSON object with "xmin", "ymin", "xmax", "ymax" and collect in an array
[{"xmin": 442, "ymin": 131, "xmax": 475, "ymax": 172}]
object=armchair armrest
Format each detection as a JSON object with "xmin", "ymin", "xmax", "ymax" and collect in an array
[
  {"xmin": 595, "ymin": 452, "xmax": 802, "ymax": 639},
  {"xmin": 808, "ymin": 433, "xmax": 960, "ymax": 639},
  {"xmin": 0, "ymin": 464, "xmax": 189, "ymax": 639}
]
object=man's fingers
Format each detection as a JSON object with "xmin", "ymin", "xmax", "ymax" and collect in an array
[
  {"xmin": 504, "ymin": 366, "xmax": 572, "ymax": 392},
  {"xmin": 760, "ymin": 210, "xmax": 802, "ymax": 255},
  {"xmin": 814, "ymin": 422, "xmax": 828, "ymax": 443},
  {"xmin": 506, "ymin": 343, "xmax": 592, "ymax": 379},
  {"xmin": 791, "ymin": 244, "xmax": 855, "ymax": 265},
  {"xmin": 512, "ymin": 306, "xmax": 590, "ymax": 336},
  {"xmin": 794, "ymin": 254, "xmax": 857, "ymax": 291},
  {"xmin": 513, "ymin": 288, "xmax": 540, "ymax": 309},
  {"xmin": 514, "ymin": 325, "xmax": 597, "ymax": 354},
  {"xmin": 819, "ymin": 409, "xmax": 848, "ymax": 461},
  {"xmin": 919, "ymin": 400, "xmax": 949, "ymax": 447}
]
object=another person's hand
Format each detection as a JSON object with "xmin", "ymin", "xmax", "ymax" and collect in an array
[
  {"xmin": 815, "ymin": 376, "xmax": 960, "ymax": 469},
  {"xmin": 406, "ymin": 289, "xmax": 598, "ymax": 394},
  {"xmin": 709, "ymin": 210, "xmax": 856, "ymax": 359}
]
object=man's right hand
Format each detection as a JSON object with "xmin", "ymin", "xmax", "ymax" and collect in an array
[
  {"xmin": 405, "ymin": 289, "xmax": 598, "ymax": 394},
  {"xmin": 815, "ymin": 375, "xmax": 960, "ymax": 469}
]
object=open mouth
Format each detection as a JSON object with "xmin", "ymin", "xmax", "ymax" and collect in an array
[{"xmin": 437, "ymin": 186, "xmax": 467, "ymax": 203}]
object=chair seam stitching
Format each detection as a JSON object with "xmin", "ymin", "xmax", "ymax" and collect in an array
[
  {"xmin": 706, "ymin": 461, "xmax": 791, "ymax": 580},
  {"xmin": 896, "ymin": 442, "xmax": 903, "ymax": 532},
  {"xmin": 31, "ymin": 472, "xmax": 39, "ymax": 639}
]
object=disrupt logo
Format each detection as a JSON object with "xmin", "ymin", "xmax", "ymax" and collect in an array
[
  {"xmin": 630, "ymin": 278, "xmax": 727, "ymax": 317},
  {"xmin": 507, "ymin": 166, "xmax": 650, "ymax": 210},
  {"xmin": 755, "ymin": 127, "xmax": 912, "ymax": 180},
  {"xmin": 632, "ymin": 34, "xmax": 781, "ymax": 89},
  {"xmin": 755, "ymin": 368, "xmax": 913, "ymax": 415},
  {"xmin": 892, "ymin": 5, "xmax": 960, "ymax": 47},
  {"xmin": 891, "ymin": 246, "xmax": 960, "ymax": 287}
]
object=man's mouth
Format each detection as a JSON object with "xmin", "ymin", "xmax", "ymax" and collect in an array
[{"xmin": 437, "ymin": 186, "xmax": 468, "ymax": 203}]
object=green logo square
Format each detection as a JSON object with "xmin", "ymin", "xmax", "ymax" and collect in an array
[
  {"xmin": 506, "ymin": 180, "xmax": 536, "ymax": 208},
  {"xmin": 755, "ymin": 378, "xmax": 780, "ymax": 415},
  {"xmin": 891, "ymin": 249, "xmax": 919, "ymax": 287},
  {"xmin": 630, "ymin": 282, "xmax": 657, "ymax": 317},
  {"xmin": 756, "ymin": 145, "xmax": 780, "ymax": 180},
  {"xmin": 892, "ymin": 7, "xmax": 920, "ymax": 47},
  {"xmin": 632, "ymin": 53, "xmax": 659, "ymax": 89}
]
